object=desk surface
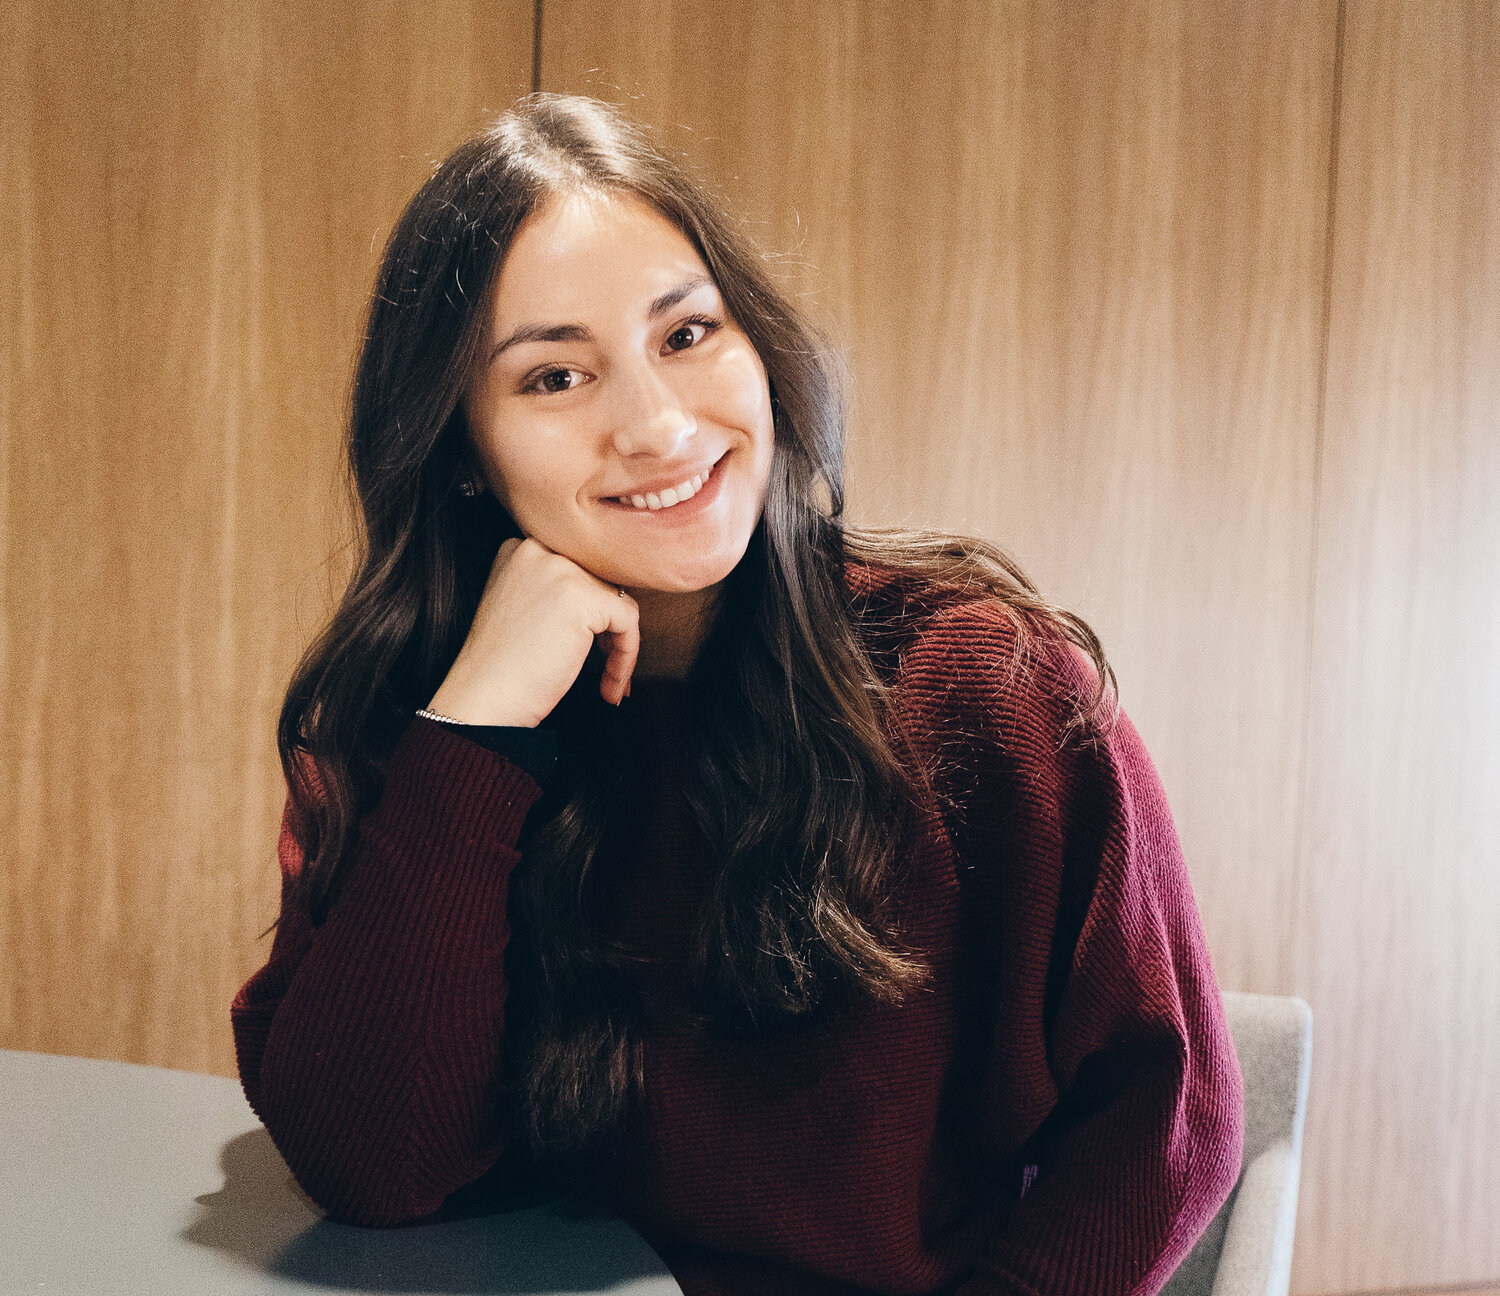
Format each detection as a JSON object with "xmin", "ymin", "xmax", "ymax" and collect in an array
[{"xmin": 0, "ymin": 1048, "xmax": 683, "ymax": 1296}]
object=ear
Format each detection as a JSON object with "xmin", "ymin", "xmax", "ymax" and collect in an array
[{"xmin": 456, "ymin": 438, "xmax": 489, "ymax": 497}]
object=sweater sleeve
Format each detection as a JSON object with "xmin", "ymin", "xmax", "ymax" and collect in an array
[
  {"xmin": 422, "ymin": 718, "xmax": 560, "ymax": 785},
  {"xmin": 229, "ymin": 716, "xmax": 546, "ymax": 1227},
  {"xmin": 930, "ymin": 611, "xmax": 1245, "ymax": 1296}
]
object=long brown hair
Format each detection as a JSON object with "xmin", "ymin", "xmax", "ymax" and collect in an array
[{"xmin": 276, "ymin": 93, "xmax": 1116, "ymax": 1155}]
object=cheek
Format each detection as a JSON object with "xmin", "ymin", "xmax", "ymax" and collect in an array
[
  {"xmin": 706, "ymin": 347, "xmax": 774, "ymax": 439},
  {"xmin": 474, "ymin": 428, "xmax": 562, "ymax": 520}
]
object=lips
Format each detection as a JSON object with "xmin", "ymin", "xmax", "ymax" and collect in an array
[
  {"xmin": 601, "ymin": 450, "xmax": 728, "ymax": 505},
  {"xmin": 598, "ymin": 448, "xmax": 730, "ymax": 518}
]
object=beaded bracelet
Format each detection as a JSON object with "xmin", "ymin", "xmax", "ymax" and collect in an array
[{"xmin": 415, "ymin": 707, "xmax": 466, "ymax": 725}]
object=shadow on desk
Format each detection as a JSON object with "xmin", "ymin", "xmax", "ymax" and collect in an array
[{"xmin": 185, "ymin": 1128, "xmax": 672, "ymax": 1293}]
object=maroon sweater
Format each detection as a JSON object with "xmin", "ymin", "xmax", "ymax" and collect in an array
[{"xmin": 232, "ymin": 562, "xmax": 1244, "ymax": 1296}]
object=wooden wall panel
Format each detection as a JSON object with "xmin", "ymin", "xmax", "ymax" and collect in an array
[
  {"xmin": 6, "ymin": 2, "xmax": 1494, "ymax": 1291},
  {"xmin": 0, "ymin": 1, "xmax": 533, "ymax": 1076},
  {"xmin": 1293, "ymin": 2, "xmax": 1500, "ymax": 1291},
  {"xmin": 541, "ymin": 0, "xmax": 1334, "ymax": 1038}
]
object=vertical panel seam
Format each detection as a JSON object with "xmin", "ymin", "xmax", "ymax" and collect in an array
[
  {"xmin": 1290, "ymin": 0, "xmax": 1347, "ymax": 991},
  {"xmin": 531, "ymin": 0, "xmax": 543, "ymax": 93}
]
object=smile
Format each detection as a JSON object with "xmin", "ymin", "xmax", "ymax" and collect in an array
[{"xmin": 602, "ymin": 452, "xmax": 728, "ymax": 514}]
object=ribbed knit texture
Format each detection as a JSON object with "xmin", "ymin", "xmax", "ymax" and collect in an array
[{"xmin": 232, "ymin": 561, "xmax": 1245, "ymax": 1296}]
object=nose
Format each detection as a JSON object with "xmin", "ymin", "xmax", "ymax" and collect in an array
[{"xmin": 607, "ymin": 356, "xmax": 697, "ymax": 459}]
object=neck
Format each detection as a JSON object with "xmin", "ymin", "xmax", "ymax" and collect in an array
[{"xmin": 625, "ymin": 582, "xmax": 723, "ymax": 680}]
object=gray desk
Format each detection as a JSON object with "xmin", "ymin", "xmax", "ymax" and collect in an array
[{"xmin": 0, "ymin": 1049, "xmax": 682, "ymax": 1295}]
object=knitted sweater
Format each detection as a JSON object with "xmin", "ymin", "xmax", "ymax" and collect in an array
[{"xmin": 231, "ymin": 560, "xmax": 1244, "ymax": 1296}]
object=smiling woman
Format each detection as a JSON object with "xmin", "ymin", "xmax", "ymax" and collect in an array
[
  {"xmin": 230, "ymin": 93, "xmax": 1244, "ymax": 1296},
  {"xmin": 461, "ymin": 191, "xmax": 775, "ymax": 606}
]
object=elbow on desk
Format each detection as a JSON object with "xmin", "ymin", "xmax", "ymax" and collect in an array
[
  {"xmin": 239, "ymin": 997, "xmax": 516, "ymax": 1227},
  {"xmin": 265, "ymin": 1121, "xmax": 455, "ymax": 1229},
  {"xmin": 246, "ymin": 1060, "xmax": 468, "ymax": 1228}
]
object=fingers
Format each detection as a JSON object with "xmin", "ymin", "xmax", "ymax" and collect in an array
[
  {"xmin": 493, "ymin": 535, "xmax": 524, "ymax": 570},
  {"xmin": 492, "ymin": 535, "xmax": 640, "ymax": 706},
  {"xmin": 592, "ymin": 586, "xmax": 640, "ymax": 707}
]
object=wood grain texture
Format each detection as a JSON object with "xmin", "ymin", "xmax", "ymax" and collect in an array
[
  {"xmin": 1292, "ymin": 1, "xmax": 1500, "ymax": 1291},
  {"xmin": 0, "ymin": 0, "xmax": 533, "ymax": 1076},
  {"xmin": 541, "ymin": 0, "xmax": 1335, "ymax": 1029}
]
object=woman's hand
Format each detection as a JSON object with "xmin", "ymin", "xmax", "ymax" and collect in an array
[{"xmin": 425, "ymin": 537, "xmax": 639, "ymax": 726}]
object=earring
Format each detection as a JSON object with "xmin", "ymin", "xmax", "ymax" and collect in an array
[{"xmin": 459, "ymin": 479, "xmax": 479, "ymax": 497}]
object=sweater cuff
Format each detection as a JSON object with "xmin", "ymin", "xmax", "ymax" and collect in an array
[
  {"xmin": 374, "ymin": 715, "xmax": 549, "ymax": 851},
  {"xmin": 423, "ymin": 717, "xmax": 560, "ymax": 785}
]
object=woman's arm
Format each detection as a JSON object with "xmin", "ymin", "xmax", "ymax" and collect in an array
[
  {"xmin": 230, "ymin": 716, "xmax": 546, "ymax": 1226},
  {"xmin": 924, "ymin": 611, "xmax": 1244, "ymax": 1296}
]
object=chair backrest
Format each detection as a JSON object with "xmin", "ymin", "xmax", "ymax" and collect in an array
[{"xmin": 1159, "ymin": 992, "xmax": 1313, "ymax": 1296}]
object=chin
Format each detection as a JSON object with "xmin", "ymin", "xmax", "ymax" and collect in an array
[
  {"xmin": 614, "ymin": 544, "xmax": 750, "ymax": 595},
  {"xmin": 622, "ymin": 563, "xmax": 735, "ymax": 595}
]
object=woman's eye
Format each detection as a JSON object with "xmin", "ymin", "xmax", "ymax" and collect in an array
[
  {"xmin": 664, "ymin": 316, "xmax": 721, "ymax": 353},
  {"xmin": 528, "ymin": 367, "xmax": 585, "ymax": 395}
]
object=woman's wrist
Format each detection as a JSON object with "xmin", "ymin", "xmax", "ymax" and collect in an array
[{"xmin": 423, "ymin": 685, "xmax": 539, "ymax": 728}]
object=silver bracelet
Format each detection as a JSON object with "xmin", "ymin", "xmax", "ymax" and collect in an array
[{"xmin": 416, "ymin": 707, "xmax": 468, "ymax": 726}]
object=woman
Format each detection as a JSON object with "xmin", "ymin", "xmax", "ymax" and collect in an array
[{"xmin": 232, "ymin": 93, "xmax": 1244, "ymax": 1296}]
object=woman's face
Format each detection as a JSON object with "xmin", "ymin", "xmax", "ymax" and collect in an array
[{"xmin": 462, "ymin": 189, "xmax": 776, "ymax": 594}]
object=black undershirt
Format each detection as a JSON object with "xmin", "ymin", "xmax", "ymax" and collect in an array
[{"xmin": 424, "ymin": 719, "xmax": 560, "ymax": 785}]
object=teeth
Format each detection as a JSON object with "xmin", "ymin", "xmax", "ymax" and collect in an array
[{"xmin": 617, "ymin": 466, "xmax": 710, "ymax": 511}]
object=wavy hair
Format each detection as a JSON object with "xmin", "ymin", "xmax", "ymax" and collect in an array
[{"xmin": 276, "ymin": 93, "xmax": 1116, "ymax": 1155}]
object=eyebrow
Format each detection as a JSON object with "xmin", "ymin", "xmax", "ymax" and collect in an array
[{"xmin": 486, "ymin": 274, "xmax": 717, "ymax": 365}]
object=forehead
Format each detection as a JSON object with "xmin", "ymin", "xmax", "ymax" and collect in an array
[{"xmin": 489, "ymin": 190, "xmax": 713, "ymax": 326}]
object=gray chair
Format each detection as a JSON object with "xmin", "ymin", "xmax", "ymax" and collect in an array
[{"xmin": 1161, "ymin": 992, "xmax": 1314, "ymax": 1296}]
